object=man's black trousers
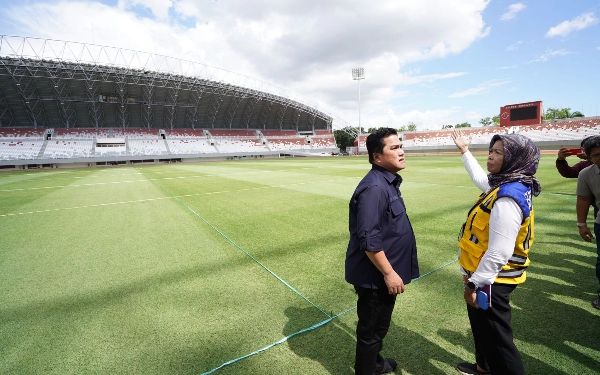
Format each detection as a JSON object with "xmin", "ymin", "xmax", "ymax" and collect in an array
[{"xmin": 354, "ymin": 286, "xmax": 397, "ymax": 375}]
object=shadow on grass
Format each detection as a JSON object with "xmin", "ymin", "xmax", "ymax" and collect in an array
[
  {"xmin": 427, "ymin": 244, "xmax": 600, "ymax": 375},
  {"xmin": 537, "ymin": 239, "xmax": 596, "ymax": 254},
  {"xmin": 514, "ymin": 250, "xmax": 600, "ymax": 373},
  {"xmin": 438, "ymin": 321, "xmax": 576, "ymax": 375},
  {"xmin": 284, "ymin": 306, "xmax": 355, "ymax": 375},
  {"xmin": 384, "ymin": 324, "xmax": 464, "ymax": 374},
  {"xmin": 440, "ymin": 248, "xmax": 600, "ymax": 374},
  {"xmin": 284, "ymin": 306, "xmax": 466, "ymax": 375}
]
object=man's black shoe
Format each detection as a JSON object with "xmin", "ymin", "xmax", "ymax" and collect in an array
[
  {"xmin": 376, "ymin": 358, "xmax": 397, "ymax": 374},
  {"xmin": 456, "ymin": 362, "xmax": 489, "ymax": 375}
]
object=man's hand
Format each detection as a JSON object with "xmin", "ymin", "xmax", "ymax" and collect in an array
[
  {"xmin": 463, "ymin": 287, "xmax": 478, "ymax": 309},
  {"xmin": 577, "ymin": 195, "xmax": 593, "ymax": 242},
  {"xmin": 557, "ymin": 148, "xmax": 571, "ymax": 161},
  {"xmin": 451, "ymin": 130, "xmax": 471, "ymax": 154},
  {"xmin": 365, "ymin": 250, "xmax": 406, "ymax": 295},
  {"xmin": 383, "ymin": 271, "xmax": 405, "ymax": 295},
  {"xmin": 579, "ymin": 225, "xmax": 594, "ymax": 242}
]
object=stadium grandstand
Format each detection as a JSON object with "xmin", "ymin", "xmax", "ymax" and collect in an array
[
  {"xmin": 0, "ymin": 36, "xmax": 341, "ymax": 170},
  {"xmin": 350, "ymin": 117, "xmax": 600, "ymax": 155},
  {"xmin": 349, "ymin": 99, "xmax": 600, "ymax": 154}
]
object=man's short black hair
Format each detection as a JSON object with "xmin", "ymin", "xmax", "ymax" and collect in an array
[
  {"xmin": 581, "ymin": 136, "xmax": 594, "ymax": 148},
  {"xmin": 366, "ymin": 127, "xmax": 398, "ymax": 164},
  {"xmin": 583, "ymin": 135, "xmax": 600, "ymax": 156}
]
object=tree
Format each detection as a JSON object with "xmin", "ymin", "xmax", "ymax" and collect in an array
[
  {"xmin": 544, "ymin": 107, "xmax": 585, "ymax": 120},
  {"xmin": 442, "ymin": 124, "xmax": 453, "ymax": 129},
  {"xmin": 492, "ymin": 115, "xmax": 500, "ymax": 126},
  {"xmin": 570, "ymin": 110, "xmax": 584, "ymax": 118},
  {"xmin": 333, "ymin": 127, "xmax": 356, "ymax": 151},
  {"xmin": 479, "ymin": 117, "xmax": 492, "ymax": 127},
  {"xmin": 455, "ymin": 122, "xmax": 471, "ymax": 128},
  {"xmin": 544, "ymin": 107, "xmax": 561, "ymax": 120},
  {"xmin": 396, "ymin": 122, "xmax": 417, "ymax": 133}
]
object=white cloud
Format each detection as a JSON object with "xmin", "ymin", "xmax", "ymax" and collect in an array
[
  {"xmin": 465, "ymin": 111, "xmax": 484, "ymax": 123},
  {"xmin": 399, "ymin": 72, "xmax": 467, "ymax": 85},
  {"xmin": 118, "ymin": 0, "xmax": 173, "ymax": 21},
  {"xmin": 449, "ymin": 79, "xmax": 511, "ymax": 98},
  {"xmin": 500, "ymin": 3, "xmax": 525, "ymax": 21},
  {"xmin": 496, "ymin": 65, "xmax": 517, "ymax": 70},
  {"xmin": 546, "ymin": 12, "xmax": 598, "ymax": 38},
  {"xmin": 528, "ymin": 49, "xmax": 570, "ymax": 63},
  {"xmin": 370, "ymin": 107, "xmax": 464, "ymax": 130},
  {"xmin": 505, "ymin": 40, "xmax": 523, "ymax": 51}
]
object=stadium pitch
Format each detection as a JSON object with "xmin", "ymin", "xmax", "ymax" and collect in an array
[{"xmin": 1, "ymin": 155, "xmax": 599, "ymax": 374}]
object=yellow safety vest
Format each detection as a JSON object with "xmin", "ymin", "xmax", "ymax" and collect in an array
[{"xmin": 458, "ymin": 183, "xmax": 534, "ymax": 284}]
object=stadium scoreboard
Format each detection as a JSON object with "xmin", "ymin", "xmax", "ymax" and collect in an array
[{"xmin": 499, "ymin": 101, "xmax": 542, "ymax": 127}]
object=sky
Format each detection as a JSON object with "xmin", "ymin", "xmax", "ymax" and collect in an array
[{"xmin": 0, "ymin": 0, "xmax": 599, "ymax": 131}]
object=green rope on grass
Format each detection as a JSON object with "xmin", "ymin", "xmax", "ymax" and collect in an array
[
  {"xmin": 201, "ymin": 306, "xmax": 356, "ymax": 375},
  {"xmin": 146, "ymin": 175, "xmax": 332, "ymax": 319}
]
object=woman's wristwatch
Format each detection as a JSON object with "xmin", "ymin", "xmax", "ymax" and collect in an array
[{"xmin": 466, "ymin": 280, "xmax": 478, "ymax": 291}]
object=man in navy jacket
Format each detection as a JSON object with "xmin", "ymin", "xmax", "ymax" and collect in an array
[{"xmin": 345, "ymin": 127, "xmax": 419, "ymax": 375}]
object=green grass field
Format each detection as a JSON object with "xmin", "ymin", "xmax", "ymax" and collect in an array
[{"xmin": 1, "ymin": 155, "xmax": 599, "ymax": 375}]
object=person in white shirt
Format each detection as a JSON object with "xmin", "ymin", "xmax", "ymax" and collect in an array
[{"xmin": 451, "ymin": 130, "xmax": 541, "ymax": 375}]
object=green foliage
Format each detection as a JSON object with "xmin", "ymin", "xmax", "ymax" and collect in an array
[
  {"xmin": 544, "ymin": 107, "xmax": 585, "ymax": 120},
  {"xmin": 492, "ymin": 114, "xmax": 500, "ymax": 125},
  {"xmin": 0, "ymin": 157, "xmax": 598, "ymax": 374},
  {"xmin": 333, "ymin": 127, "xmax": 356, "ymax": 151},
  {"xmin": 395, "ymin": 122, "xmax": 417, "ymax": 133},
  {"xmin": 455, "ymin": 122, "xmax": 471, "ymax": 128},
  {"xmin": 571, "ymin": 110, "xmax": 584, "ymax": 117},
  {"xmin": 479, "ymin": 117, "xmax": 492, "ymax": 127}
]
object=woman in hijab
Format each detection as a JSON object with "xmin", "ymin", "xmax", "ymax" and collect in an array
[{"xmin": 451, "ymin": 130, "xmax": 541, "ymax": 375}]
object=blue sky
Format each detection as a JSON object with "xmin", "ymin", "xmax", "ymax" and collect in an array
[{"xmin": 0, "ymin": 0, "xmax": 598, "ymax": 130}]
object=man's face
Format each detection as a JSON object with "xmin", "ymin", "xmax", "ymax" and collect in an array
[
  {"xmin": 588, "ymin": 147, "xmax": 600, "ymax": 168},
  {"xmin": 373, "ymin": 134, "xmax": 405, "ymax": 173}
]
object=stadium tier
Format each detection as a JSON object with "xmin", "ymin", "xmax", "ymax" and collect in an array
[
  {"xmin": 0, "ymin": 36, "xmax": 339, "ymax": 168},
  {"xmin": 0, "ymin": 126, "xmax": 338, "ymax": 168},
  {"xmin": 347, "ymin": 118, "xmax": 600, "ymax": 155}
]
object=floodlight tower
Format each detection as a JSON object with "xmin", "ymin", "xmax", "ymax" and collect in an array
[{"xmin": 352, "ymin": 67, "xmax": 365, "ymax": 153}]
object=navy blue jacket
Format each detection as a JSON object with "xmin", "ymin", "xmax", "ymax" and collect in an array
[{"xmin": 345, "ymin": 164, "xmax": 419, "ymax": 289}]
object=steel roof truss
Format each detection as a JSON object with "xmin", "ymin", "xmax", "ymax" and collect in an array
[
  {"xmin": 204, "ymin": 85, "xmax": 229, "ymax": 128},
  {"xmin": 224, "ymin": 94, "xmax": 245, "ymax": 129},
  {"xmin": 184, "ymin": 84, "xmax": 205, "ymax": 129}
]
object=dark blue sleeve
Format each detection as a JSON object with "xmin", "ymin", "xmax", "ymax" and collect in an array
[{"xmin": 355, "ymin": 184, "xmax": 386, "ymax": 252}]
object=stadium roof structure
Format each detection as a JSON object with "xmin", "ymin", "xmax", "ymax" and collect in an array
[{"xmin": 0, "ymin": 35, "xmax": 345, "ymax": 132}]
